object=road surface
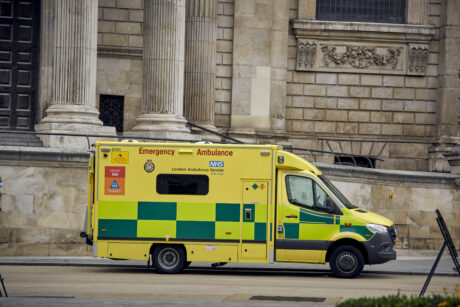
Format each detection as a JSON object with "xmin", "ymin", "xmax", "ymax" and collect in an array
[{"xmin": 0, "ymin": 264, "xmax": 458, "ymax": 306}]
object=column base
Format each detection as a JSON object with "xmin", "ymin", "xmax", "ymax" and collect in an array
[
  {"xmin": 127, "ymin": 113, "xmax": 198, "ymax": 141},
  {"xmin": 35, "ymin": 104, "xmax": 116, "ymax": 150}
]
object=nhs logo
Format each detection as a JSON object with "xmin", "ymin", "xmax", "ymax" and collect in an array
[{"xmin": 209, "ymin": 161, "xmax": 224, "ymax": 167}]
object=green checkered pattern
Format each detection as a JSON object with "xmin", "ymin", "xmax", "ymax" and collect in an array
[
  {"xmin": 98, "ymin": 201, "xmax": 268, "ymax": 242},
  {"xmin": 281, "ymin": 208, "xmax": 373, "ymax": 240}
]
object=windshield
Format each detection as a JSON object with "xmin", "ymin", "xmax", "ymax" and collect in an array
[{"xmin": 318, "ymin": 175, "xmax": 358, "ymax": 209}]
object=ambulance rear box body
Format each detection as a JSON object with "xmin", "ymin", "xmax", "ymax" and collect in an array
[{"xmin": 85, "ymin": 141, "xmax": 396, "ymax": 278}]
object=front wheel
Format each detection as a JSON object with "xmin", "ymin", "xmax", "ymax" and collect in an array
[
  {"xmin": 152, "ymin": 245, "xmax": 186, "ymax": 274},
  {"xmin": 329, "ymin": 245, "xmax": 364, "ymax": 278}
]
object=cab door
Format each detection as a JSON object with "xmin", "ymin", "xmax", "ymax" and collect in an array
[{"xmin": 276, "ymin": 172, "xmax": 339, "ymax": 263}]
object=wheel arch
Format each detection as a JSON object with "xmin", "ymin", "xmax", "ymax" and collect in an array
[
  {"xmin": 149, "ymin": 243, "xmax": 187, "ymax": 258},
  {"xmin": 326, "ymin": 239, "xmax": 369, "ymax": 264}
]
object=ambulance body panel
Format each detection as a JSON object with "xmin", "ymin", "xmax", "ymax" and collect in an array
[{"xmin": 85, "ymin": 141, "xmax": 396, "ymax": 278}]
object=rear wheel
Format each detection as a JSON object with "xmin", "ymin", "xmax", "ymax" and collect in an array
[
  {"xmin": 152, "ymin": 245, "xmax": 186, "ymax": 274},
  {"xmin": 329, "ymin": 245, "xmax": 364, "ymax": 278}
]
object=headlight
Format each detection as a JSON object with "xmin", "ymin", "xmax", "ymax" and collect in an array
[{"xmin": 366, "ymin": 223, "xmax": 387, "ymax": 233}]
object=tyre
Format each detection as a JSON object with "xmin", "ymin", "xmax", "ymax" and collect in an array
[
  {"xmin": 329, "ymin": 245, "xmax": 364, "ymax": 278},
  {"xmin": 152, "ymin": 245, "xmax": 186, "ymax": 274}
]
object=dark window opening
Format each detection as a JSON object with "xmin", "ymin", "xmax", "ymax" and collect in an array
[
  {"xmin": 157, "ymin": 174, "xmax": 209, "ymax": 195},
  {"xmin": 334, "ymin": 156, "xmax": 376, "ymax": 168},
  {"xmin": 316, "ymin": 0, "xmax": 406, "ymax": 24},
  {"xmin": 99, "ymin": 94, "xmax": 124, "ymax": 133}
]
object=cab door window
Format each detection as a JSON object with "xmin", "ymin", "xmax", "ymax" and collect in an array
[
  {"xmin": 286, "ymin": 175, "xmax": 334, "ymax": 213},
  {"xmin": 285, "ymin": 176, "xmax": 314, "ymax": 209}
]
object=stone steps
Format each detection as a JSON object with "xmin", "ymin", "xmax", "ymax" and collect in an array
[{"xmin": 0, "ymin": 132, "xmax": 43, "ymax": 147}]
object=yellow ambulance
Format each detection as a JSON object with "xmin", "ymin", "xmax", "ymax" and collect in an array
[{"xmin": 83, "ymin": 141, "xmax": 396, "ymax": 278}]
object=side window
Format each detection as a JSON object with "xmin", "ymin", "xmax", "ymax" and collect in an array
[
  {"xmin": 286, "ymin": 176, "xmax": 314, "ymax": 209},
  {"xmin": 156, "ymin": 174, "xmax": 209, "ymax": 195}
]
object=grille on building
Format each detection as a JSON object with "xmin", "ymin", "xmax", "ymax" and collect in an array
[
  {"xmin": 316, "ymin": 0, "xmax": 406, "ymax": 24},
  {"xmin": 99, "ymin": 95, "xmax": 124, "ymax": 133},
  {"xmin": 334, "ymin": 156, "xmax": 376, "ymax": 168}
]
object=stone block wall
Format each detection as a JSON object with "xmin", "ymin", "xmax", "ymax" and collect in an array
[
  {"xmin": 321, "ymin": 164, "xmax": 460, "ymax": 250},
  {"xmin": 285, "ymin": 0, "xmax": 442, "ymax": 171},
  {"xmin": 97, "ymin": 0, "xmax": 143, "ymax": 48},
  {"xmin": 97, "ymin": 0, "xmax": 144, "ymax": 133},
  {"xmin": 0, "ymin": 150, "xmax": 90, "ymax": 256}
]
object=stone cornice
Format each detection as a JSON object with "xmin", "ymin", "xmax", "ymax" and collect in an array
[
  {"xmin": 0, "ymin": 146, "xmax": 89, "ymax": 168},
  {"xmin": 293, "ymin": 20, "xmax": 436, "ymax": 43}
]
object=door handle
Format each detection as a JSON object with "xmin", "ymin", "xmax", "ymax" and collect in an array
[{"xmin": 285, "ymin": 214, "xmax": 298, "ymax": 218}]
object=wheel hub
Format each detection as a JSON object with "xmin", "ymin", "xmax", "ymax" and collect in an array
[
  {"xmin": 337, "ymin": 252, "xmax": 357, "ymax": 272},
  {"xmin": 159, "ymin": 248, "xmax": 179, "ymax": 269}
]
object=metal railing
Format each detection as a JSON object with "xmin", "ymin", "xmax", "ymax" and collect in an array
[
  {"xmin": 283, "ymin": 146, "xmax": 382, "ymax": 169},
  {"xmin": 0, "ymin": 124, "xmax": 384, "ymax": 168}
]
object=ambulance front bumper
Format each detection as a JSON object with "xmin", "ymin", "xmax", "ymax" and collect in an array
[{"xmin": 363, "ymin": 231, "xmax": 396, "ymax": 265}]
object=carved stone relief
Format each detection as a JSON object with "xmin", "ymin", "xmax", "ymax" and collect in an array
[
  {"xmin": 320, "ymin": 45, "xmax": 402, "ymax": 69},
  {"xmin": 296, "ymin": 40, "xmax": 317, "ymax": 70},
  {"xmin": 408, "ymin": 44, "xmax": 429, "ymax": 76},
  {"xmin": 293, "ymin": 20, "xmax": 435, "ymax": 76},
  {"xmin": 295, "ymin": 40, "xmax": 412, "ymax": 75}
]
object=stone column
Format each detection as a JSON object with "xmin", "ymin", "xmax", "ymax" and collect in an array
[
  {"xmin": 128, "ymin": 0, "xmax": 191, "ymax": 139},
  {"xmin": 36, "ymin": 0, "xmax": 115, "ymax": 149},
  {"xmin": 184, "ymin": 0, "xmax": 218, "ymax": 139}
]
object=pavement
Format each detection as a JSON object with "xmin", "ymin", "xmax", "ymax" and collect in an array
[{"xmin": 0, "ymin": 249, "xmax": 458, "ymax": 276}]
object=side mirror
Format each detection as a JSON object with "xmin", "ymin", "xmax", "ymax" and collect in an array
[{"xmin": 325, "ymin": 197, "xmax": 336, "ymax": 214}]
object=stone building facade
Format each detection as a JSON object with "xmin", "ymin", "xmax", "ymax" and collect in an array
[
  {"xmin": 1, "ymin": 0, "xmax": 459, "ymax": 171},
  {"xmin": 1, "ymin": 0, "xmax": 460, "ymax": 255}
]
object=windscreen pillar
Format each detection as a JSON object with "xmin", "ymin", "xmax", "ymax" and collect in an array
[
  {"xmin": 35, "ymin": 0, "xmax": 115, "ymax": 149},
  {"xmin": 184, "ymin": 0, "xmax": 219, "ymax": 141},
  {"xmin": 128, "ymin": 0, "xmax": 192, "ymax": 139}
]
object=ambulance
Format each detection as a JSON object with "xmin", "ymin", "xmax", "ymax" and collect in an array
[{"xmin": 83, "ymin": 141, "xmax": 397, "ymax": 278}]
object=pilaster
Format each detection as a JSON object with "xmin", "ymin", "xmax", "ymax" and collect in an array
[
  {"xmin": 429, "ymin": 0, "xmax": 460, "ymax": 171},
  {"xmin": 230, "ymin": 0, "xmax": 289, "ymax": 136}
]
